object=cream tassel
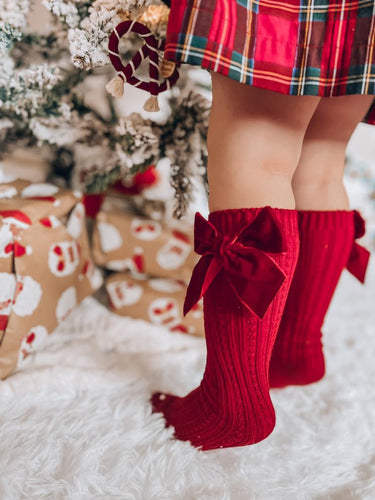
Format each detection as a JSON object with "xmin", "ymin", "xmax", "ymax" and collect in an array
[
  {"xmin": 105, "ymin": 75, "xmax": 125, "ymax": 98},
  {"xmin": 143, "ymin": 95, "xmax": 160, "ymax": 112},
  {"xmin": 160, "ymin": 58, "xmax": 176, "ymax": 78}
]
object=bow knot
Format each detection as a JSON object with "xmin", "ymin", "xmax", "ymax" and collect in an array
[
  {"xmin": 212, "ymin": 233, "xmax": 236, "ymax": 262},
  {"xmin": 183, "ymin": 207, "xmax": 288, "ymax": 319},
  {"xmin": 346, "ymin": 210, "xmax": 371, "ymax": 283}
]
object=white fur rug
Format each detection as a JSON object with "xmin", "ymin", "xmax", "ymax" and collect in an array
[{"xmin": 0, "ymin": 260, "xmax": 374, "ymax": 500}]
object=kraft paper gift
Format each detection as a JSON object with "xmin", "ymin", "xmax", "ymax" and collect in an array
[
  {"xmin": 105, "ymin": 272, "xmax": 204, "ymax": 337},
  {"xmin": 92, "ymin": 209, "xmax": 199, "ymax": 283},
  {"xmin": 0, "ymin": 180, "xmax": 102, "ymax": 379}
]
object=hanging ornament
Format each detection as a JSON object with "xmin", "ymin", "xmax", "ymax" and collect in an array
[
  {"xmin": 138, "ymin": 4, "xmax": 170, "ymax": 31},
  {"xmin": 106, "ymin": 20, "xmax": 180, "ymax": 112}
]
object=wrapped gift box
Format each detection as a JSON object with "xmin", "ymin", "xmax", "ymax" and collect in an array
[
  {"xmin": 92, "ymin": 208, "xmax": 204, "ymax": 337},
  {"xmin": 0, "ymin": 180, "xmax": 102, "ymax": 379},
  {"xmin": 105, "ymin": 272, "xmax": 204, "ymax": 337},
  {"xmin": 92, "ymin": 209, "xmax": 199, "ymax": 282}
]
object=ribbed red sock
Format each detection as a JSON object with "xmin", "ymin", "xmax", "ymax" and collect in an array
[
  {"xmin": 151, "ymin": 206, "xmax": 299, "ymax": 450},
  {"xmin": 269, "ymin": 209, "xmax": 370, "ymax": 388}
]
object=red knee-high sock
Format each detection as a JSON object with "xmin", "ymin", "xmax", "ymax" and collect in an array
[
  {"xmin": 151, "ymin": 206, "xmax": 299, "ymax": 451},
  {"xmin": 269, "ymin": 209, "xmax": 370, "ymax": 388}
]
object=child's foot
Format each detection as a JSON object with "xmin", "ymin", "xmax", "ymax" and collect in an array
[
  {"xmin": 269, "ymin": 337, "xmax": 325, "ymax": 388},
  {"xmin": 151, "ymin": 382, "xmax": 276, "ymax": 450}
]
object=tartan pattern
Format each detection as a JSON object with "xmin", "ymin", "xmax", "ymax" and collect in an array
[{"xmin": 165, "ymin": 0, "xmax": 375, "ymax": 124}]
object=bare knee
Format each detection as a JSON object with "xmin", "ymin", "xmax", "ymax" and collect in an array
[
  {"xmin": 292, "ymin": 148, "xmax": 347, "ymax": 187},
  {"xmin": 209, "ymin": 73, "xmax": 320, "ymax": 179},
  {"xmin": 293, "ymin": 93, "xmax": 374, "ymax": 183},
  {"xmin": 292, "ymin": 175, "xmax": 345, "ymax": 193},
  {"xmin": 292, "ymin": 177, "xmax": 349, "ymax": 210}
]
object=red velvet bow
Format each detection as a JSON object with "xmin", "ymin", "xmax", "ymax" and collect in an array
[
  {"xmin": 183, "ymin": 207, "xmax": 287, "ymax": 319},
  {"xmin": 346, "ymin": 210, "xmax": 371, "ymax": 283}
]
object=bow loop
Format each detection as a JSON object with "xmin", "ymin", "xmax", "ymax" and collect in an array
[
  {"xmin": 193, "ymin": 212, "xmax": 217, "ymax": 255},
  {"xmin": 237, "ymin": 206, "xmax": 287, "ymax": 254},
  {"xmin": 353, "ymin": 210, "xmax": 366, "ymax": 239},
  {"xmin": 346, "ymin": 211, "xmax": 371, "ymax": 283},
  {"xmin": 183, "ymin": 207, "xmax": 287, "ymax": 319}
]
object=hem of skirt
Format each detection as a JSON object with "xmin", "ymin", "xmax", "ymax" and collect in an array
[{"xmin": 164, "ymin": 44, "xmax": 375, "ymax": 126}]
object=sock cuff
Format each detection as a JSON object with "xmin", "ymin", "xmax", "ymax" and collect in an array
[
  {"xmin": 208, "ymin": 206, "xmax": 298, "ymax": 236},
  {"xmin": 297, "ymin": 209, "xmax": 355, "ymax": 231}
]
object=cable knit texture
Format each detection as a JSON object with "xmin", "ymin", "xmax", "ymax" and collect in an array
[
  {"xmin": 269, "ymin": 210, "xmax": 359, "ymax": 388},
  {"xmin": 151, "ymin": 206, "xmax": 299, "ymax": 451}
]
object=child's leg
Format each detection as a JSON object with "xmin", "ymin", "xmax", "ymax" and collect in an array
[
  {"xmin": 270, "ymin": 95, "xmax": 374, "ymax": 388},
  {"xmin": 207, "ymin": 72, "xmax": 320, "ymax": 211},
  {"xmin": 151, "ymin": 74, "xmax": 320, "ymax": 450},
  {"xmin": 292, "ymin": 94, "xmax": 375, "ymax": 210}
]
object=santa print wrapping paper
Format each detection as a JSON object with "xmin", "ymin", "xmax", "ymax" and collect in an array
[
  {"xmin": 92, "ymin": 209, "xmax": 199, "ymax": 282},
  {"xmin": 0, "ymin": 180, "xmax": 103, "ymax": 379},
  {"xmin": 106, "ymin": 272, "xmax": 204, "ymax": 337},
  {"xmin": 92, "ymin": 209, "xmax": 204, "ymax": 336}
]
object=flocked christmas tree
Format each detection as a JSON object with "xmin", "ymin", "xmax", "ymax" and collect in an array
[{"xmin": 0, "ymin": 0, "xmax": 210, "ymax": 219}]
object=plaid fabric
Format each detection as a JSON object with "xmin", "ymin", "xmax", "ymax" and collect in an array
[{"xmin": 165, "ymin": 0, "xmax": 375, "ymax": 125}]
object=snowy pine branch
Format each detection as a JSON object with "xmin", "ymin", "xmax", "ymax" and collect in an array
[
  {"xmin": 0, "ymin": 0, "xmax": 31, "ymax": 29},
  {"xmin": 1, "ymin": 0, "xmax": 211, "ymax": 219}
]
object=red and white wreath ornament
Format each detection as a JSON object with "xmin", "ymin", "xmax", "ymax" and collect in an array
[{"xmin": 106, "ymin": 20, "xmax": 180, "ymax": 112}]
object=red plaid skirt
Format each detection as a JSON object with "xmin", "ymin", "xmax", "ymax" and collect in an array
[{"xmin": 165, "ymin": 0, "xmax": 375, "ymax": 125}]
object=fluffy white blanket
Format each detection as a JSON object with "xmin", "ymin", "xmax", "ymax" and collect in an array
[{"xmin": 0, "ymin": 261, "xmax": 374, "ymax": 499}]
